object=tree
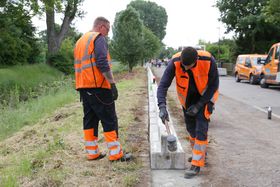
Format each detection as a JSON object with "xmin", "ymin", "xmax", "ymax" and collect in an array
[
  {"xmin": 262, "ymin": 0, "xmax": 280, "ymax": 24},
  {"xmin": 25, "ymin": 0, "xmax": 84, "ymax": 65},
  {"xmin": 38, "ymin": 24, "xmax": 82, "ymax": 44},
  {"xmin": 216, "ymin": 0, "xmax": 280, "ymax": 54},
  {"xmin": 141, "ymin": 26, "xmax": 161, "ymax": 63},
  {"xmin": 0, "ymin": 1, "xmax": 40, "ymax": 65},
  {"xmin": 199, "ymin": 39, "xmax": 236, "ymax": 64},
  {"xmin": 158, "ymin": 46, "xmax": 178, "ymax": 60},
  {"xmin": 39, "ymin": 25, "xmax": 82, "ymax": 74},
  {"xmin": 128, "ymin": 0, "xmax": 167, "ymax": 41},
  {"xmin": 110, "ymin": 7, "xmax": 144, "ymax": 72}
]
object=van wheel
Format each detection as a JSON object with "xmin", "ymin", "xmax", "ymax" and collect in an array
[
  {"xmin": 249, "ymin": 75, "xmax": 255, "ymax": 84},
  {"xmin": 235, "ymin": 73, "xmax": 241, "ymax": 82},
  {"xmin": 260, "ymin": 78, "xmax": 269, "ymax": 88}
]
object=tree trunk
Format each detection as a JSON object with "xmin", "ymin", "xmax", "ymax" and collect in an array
[
  {"xmin": 128, "ymin": 62, "xmax": 133, "ymax": 73},
  {"xmin": 45, "ymin": 0, "xmax": 79, "ymax": 65},
  {"xmin": 46, "ymin": 5, "xmax": 58, "ymax": 65}
]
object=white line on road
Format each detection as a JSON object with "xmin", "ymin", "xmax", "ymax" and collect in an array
[{"xmin": 253, "ymin": 105, "xmax": 280, "ymax": 120}]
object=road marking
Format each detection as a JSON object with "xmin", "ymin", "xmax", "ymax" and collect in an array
[{"xmin": 253, "ymin": 105, "xmax": 280, "ymax": 120}]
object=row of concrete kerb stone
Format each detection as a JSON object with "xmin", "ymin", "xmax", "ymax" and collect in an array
[{"xmin": 147, "ymin": 66, "xmax": 185, "ymax": 169}]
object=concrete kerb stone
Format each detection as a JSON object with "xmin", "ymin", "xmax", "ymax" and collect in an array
[{"xmin": 147, "ymin": 67, "xmax": 185, "ymax": 169}]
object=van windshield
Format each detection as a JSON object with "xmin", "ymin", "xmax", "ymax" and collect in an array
[{"xmin": 252, "ymin": 57, "xmax": 265, "ymax": 65}]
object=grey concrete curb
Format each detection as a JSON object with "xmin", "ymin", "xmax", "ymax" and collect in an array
[{"xmin": 147, "ymin": 66, "xmax": 185, "ymax": 169}]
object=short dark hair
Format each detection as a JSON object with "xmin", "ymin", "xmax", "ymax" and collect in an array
[
  {"xmin": 181, "ymin": 47, "xmax": 198, "ymax": 66},
  {"xmin": 93, "ymin": 17, "xmax": 109, "ymax": 28}
]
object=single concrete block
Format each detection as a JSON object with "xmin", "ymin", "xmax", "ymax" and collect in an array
[{"xmin": 151, "ymin": 135, "xmax": 185, "ymax": 169}]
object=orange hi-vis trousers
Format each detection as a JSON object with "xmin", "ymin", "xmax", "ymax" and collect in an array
[
  {"xmin": 84, "ymin": 128, "xmax": 100, "ymax": 160},
  {"xmin": 191, "ymin": 139, "xmax": 207, "ymax": 167},
  {"xmin": 84, "ymin": 129, "xmax": 123, "ymax": 160},
  {"xmin": 104, "ymin": 131, "xmax": 123, "ymax": 160}
]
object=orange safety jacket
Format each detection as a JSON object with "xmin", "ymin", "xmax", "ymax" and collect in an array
[
  {"xmin": 74, "ymin": 32, "xmax": 112, "ymax": 90},
  {"xmin": 173, "ymin": 50, "xmax": 219, "ymax": 119}
]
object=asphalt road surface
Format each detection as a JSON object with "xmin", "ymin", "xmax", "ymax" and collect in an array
[
  {"xmin": 152, "ymin": 66, "xmax": 280, "ymax": 187},
  {"xmin": 219, "ymin": 77, "xmax": 280, "ymax": 119}
]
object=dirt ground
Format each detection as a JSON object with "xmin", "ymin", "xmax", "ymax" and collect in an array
[
  {"xmin": 0, "ymin": 68, "xmax": 151, "ymax": 187},
  {"xmin": 153, "ymin": 67, "xmax": 280, "ymax": 187}
]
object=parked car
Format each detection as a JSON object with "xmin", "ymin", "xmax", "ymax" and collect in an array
[
  {"xmin": 260, "ymin": 42, "xmax": 280, "ymax": 88},
  {"xmin": 234, "ymin": 54, "xmax": 267, "ymax": 84}
]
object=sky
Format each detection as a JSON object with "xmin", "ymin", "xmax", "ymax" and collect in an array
[{"xmin": 33, "ymin": 0, "xmax": 233, "ymax": 48}]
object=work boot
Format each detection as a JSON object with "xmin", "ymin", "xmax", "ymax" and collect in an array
[
  {"xmin": 111, "ymin": 153, "xmax": 132, "ymax": 162},
  {"xmin": 88, "ymin": 152, "xmax": 106, "ymax": 161},
  {"xmin": 184, "ymin": 165, "xmax": 200, "ymax": 179}
]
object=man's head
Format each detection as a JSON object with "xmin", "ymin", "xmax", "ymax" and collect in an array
[
  {"xmin": 181, "ymin": 47, "xmax": 198, "ymax": 70},
  {"xmin": 93, "ymin": 17, "xmax": 110, "ymax": 36}
]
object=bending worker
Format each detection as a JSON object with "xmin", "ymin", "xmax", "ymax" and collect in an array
[
  {"xmin": 74, "ymin": 17, "xmax": 131, "ymax": 162},
  {"xmin": 157, "ymin": 47, "xmax": 219, "ymax": 178}
]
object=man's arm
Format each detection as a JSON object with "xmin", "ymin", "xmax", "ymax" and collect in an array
[
  {"xmin": 102, "ymin": 71, "xmax": 115, "ymax": 84},
  {"xmin": 94, "ymin": 36, "xmax": 115, "ymax": 83},
  {"xmin": 199, "ymin": 56, "xmax": 219, "ymax": 104},
  {"xmin": 157, "ymin": 60, "xmax": 176, "ymax": 107}
]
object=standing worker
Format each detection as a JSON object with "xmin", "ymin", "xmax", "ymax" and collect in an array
[
  {"xmin": 157, "ymin": 47, "xmax": 219, "ymax": 178},
  {"xmin": 74, "ymin": 17, "xmax": 131, "ymax": 162}
]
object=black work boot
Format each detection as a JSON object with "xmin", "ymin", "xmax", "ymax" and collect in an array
[
  {"xmin": 111, "ymin": 153, "xmax": 132, "ymax": 162},
  {"xmin": 120, "ymin": 153, "xmax": 132, "ymax": 162},
  {"xmin": 184, "ymin": 165, "xmax": 200, "ymax": 179},
  {"xmin": 88, "ymin": 152, "xmax": 106, "ymax": 161}
]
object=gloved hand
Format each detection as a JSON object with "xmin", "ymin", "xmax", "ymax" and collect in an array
[
  {"xmin": 159, "ymin": 105, "xmax": 169, "ymax": 124},
  {"xmin": 185, "ymin": 102, "xmax": 203, "ymax": 117},
  {"xmin": 110, "ymin": 83, "xmax": 118, "ymax": 100}
]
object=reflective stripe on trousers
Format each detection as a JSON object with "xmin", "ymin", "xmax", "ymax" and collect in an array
[
  {"xmin": 191, "ymin": 139, "xmax": 207, "ymax": 167},
  {"xmin": 107, "ymin": 141, "xmax": 121, "ymax": 157}
]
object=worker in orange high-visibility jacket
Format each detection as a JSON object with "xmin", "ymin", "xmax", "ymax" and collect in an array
[
  {"xmin": 74, "ymin": 16, "xmax": 131, "ymax": 162},
  {"xmin": 157, "ymin": 47, "xmax": 219, "ymax": 178}
]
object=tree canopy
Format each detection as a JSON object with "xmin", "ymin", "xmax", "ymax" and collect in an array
[
  {"xmin": 216, "ymin": 0, "xmax": 280, "ymax": 54},
  {"xmin": 141, "ymin": 26, "xmax": 161, "ymax": 61},
  {"xmin": 21, "ymin": 0, "xmax": 84, "ymax": 65},
  {"xmin": 0, "ymin": 1, "xmax": 40, "ymax": 66},
  {"xmin": 110, "ymin": 7, "xmax": 144, "ymax": 72},
  {"xmin": 262, "ymin": 0, "xmax": 280, "ymax": 24},
  {"xmin": 128, "ymin": 0, "xmax": 168, "ymax": 41}
]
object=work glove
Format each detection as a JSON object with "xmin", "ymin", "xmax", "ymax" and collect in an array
[
  {"xmin": 110, "ymin": 83, "xmax": 118, "ymax": 100},
  {"xmin": 185, "ymin": 102, "xmax": 204, "ymax": 117},
  {"xmin": 159, "ymin": 105, "xmax": 169, "ymax": 124}
]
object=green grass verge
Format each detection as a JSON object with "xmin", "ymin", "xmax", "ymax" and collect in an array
[
  {"xmin": 0, "ymin": 63, "xmax": 63, "ymax": 88},
  {"xmin": 0, "ymin": 84, "xmax": 77, "ymax": 141}
]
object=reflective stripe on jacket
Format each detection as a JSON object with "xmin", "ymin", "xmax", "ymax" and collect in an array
[
  {"xmin": 173, "ymin": 50, "xmax": 219, "ymax": 119},
  {"xmin": 74, "ymin": 32, "xmax": 112, "ymax": 90}
]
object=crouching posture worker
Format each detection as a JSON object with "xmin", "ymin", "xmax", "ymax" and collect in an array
[
  {"xmin": 157, "ymin": 47, "xmax": 219, "ymax": 178},
  {"xmin": 74, "ymin": 17, "xmax": 131, "ymax": 162}
]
